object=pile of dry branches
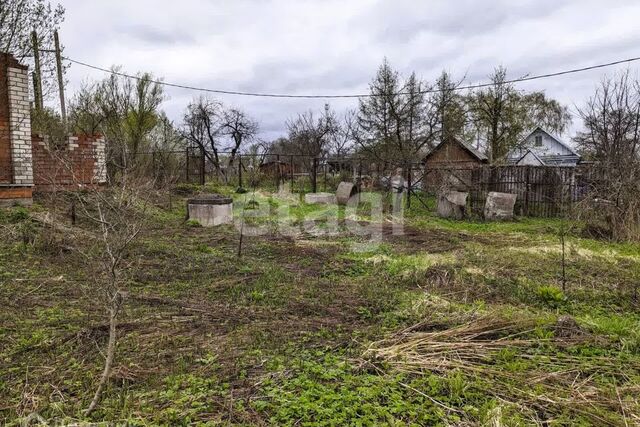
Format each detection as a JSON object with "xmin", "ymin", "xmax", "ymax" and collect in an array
[{"xmin": 365, "ymin": 313, "xmax": 640, "ymax": 425}]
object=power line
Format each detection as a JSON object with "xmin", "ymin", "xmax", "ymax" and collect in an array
[{"xmin": 62, "ymin": 54, "xmax": 640, "ymax": 99}]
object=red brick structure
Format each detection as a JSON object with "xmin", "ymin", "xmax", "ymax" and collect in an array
[
  {"xmin": 32, "ymin": 134, "xmax": 106, "ymax": 192},
  {"xmin": 0, "ymin": 52, "xmax": 106, "ymax": 206}
]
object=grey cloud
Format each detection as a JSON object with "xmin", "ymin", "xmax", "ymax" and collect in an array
[
  {"xmin": 115, "ymin": 24, "xmax": 195, "ymax": 46},
  {"xmin": 369, "ymin": 0, "xmax": 573, "ymax": 43},
  {"xmin": 59, "ymin": 0, "xmax": 640, "ymax": 140}
]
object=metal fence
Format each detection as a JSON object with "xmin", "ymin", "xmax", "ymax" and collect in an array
[
  {"xmin": 133, "ymin": 148, "xmax": 400, "ymax": 194},
  {"xmin": 126, "ymin": 148, "xmax": 599, "ymax": 218}
]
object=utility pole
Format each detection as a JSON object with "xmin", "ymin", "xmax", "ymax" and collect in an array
[
  {"xmin": 30, "ymin": 31, "xmax": 43, "ymax": 111},
  {"xmin": 54, "ymin": 30, "xmax": 66, "ymax": 124}
]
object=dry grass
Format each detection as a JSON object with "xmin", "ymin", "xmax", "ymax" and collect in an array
[{"xmin": 365, "ymin": 312, "xmax": 640, "ymax": 425}]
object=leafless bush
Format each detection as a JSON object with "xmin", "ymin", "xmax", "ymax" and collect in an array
[
  {"xmin": 73, "ymin": 176, "xmax": 153, "ymax": 415},
  {"xmin": 33, "ymin": 130, "xmax": 153, "ymax": 414}
]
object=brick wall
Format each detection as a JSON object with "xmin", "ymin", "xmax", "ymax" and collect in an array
[
  {"xmin": 32, "ymin": 134, "xmax": 106, "ymax": 191},
  {"xmin": 7, "ymin": 61, "xmax": 33, "ymax": 186},
  {"xmin": 0, "ymin": 51, "xmax": 107, "ymax": 206}
]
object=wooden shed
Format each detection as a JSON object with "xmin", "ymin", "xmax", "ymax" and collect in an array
[{"xmin": 422, "ymin": 137, "xmax": 488, "ymax": 192}]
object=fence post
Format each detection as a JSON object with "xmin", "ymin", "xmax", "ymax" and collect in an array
[
  {"xmin": 290, "ymin": 155, "xmax": 294, "ymax": 191},
  {"xmin": 238, "ymin": 154, "xmax": 243, "ymax": 188},
  {"xmin": 312, "ymin": 158, "xmax": 318, "ymax": 193},
  {"xmin": 524, "ymin": 166, "xmax": 530, "ymax": 216},
  {"xmin": 199, "ymin": 146, "xmax": 205, "ymax": 186},
  {"xmin": 324, "ymin": 160, "xmax": 328, "ymax": 191},
  {"xmin": 185, "ymin": 147, "xmax": 190, "ymax": 183},
  {"xmin": 276, "ymin": 154, "xmax": 281, "ymax": 189}
]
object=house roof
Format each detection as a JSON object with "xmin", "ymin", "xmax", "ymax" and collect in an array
[
  {"xmin": 515, "ymin": 149, "xmax": 545, "ymax": 166},
  {"xmin": 538, "ymin": 154, "xmax": 581, "ymax": 166},
  {"xmin": 423, "ymin": 137, "xmax": 488, "ymax": 163},
  {"xmin": 523, "ymin": 126, "xmax": 578, "ymax": 156}
]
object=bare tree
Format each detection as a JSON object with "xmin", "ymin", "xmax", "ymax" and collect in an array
[
  {"xmin": 286, "ymin": 105, "xmax": 338, "ymax": 160},
  {"xmin": 219, "ymin": 107, "xmax": 259, "ymax": 170},
  {"xmin": 182, "ymin": 97, "xmax": 259, "ymax": 183},
  {"xmin": 575, "ymin": 71, "xmax": 640, "ymax": 240},
  {"xmin": 469, "ymin": 67, "xmax": 517, "ymax": 162},
  {"xmin": 78, "ymin": 176, "xmax": 151, "ymax": 415},
  {"xmin": 0, "ymin": 0, "xmax": 65, "ymax": 98},
  {"xmin": 469, "ymin": 66, "xmax": 572, "ymax": 162},
  {"xmin": 327, "ymin": 109, "xmax": 357, "ymax": 157},
  {"xmin": 29, "ymin": 128, "xmax": 152, "ymax": 415},
  {"xmin": 182, "ymin": 97, "xmax": 225, "ymax": 176}
]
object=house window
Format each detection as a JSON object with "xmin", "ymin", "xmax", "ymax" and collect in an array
[{"xmin": 534, "ymin": 135, "xmax": 543, "ymax": 147}]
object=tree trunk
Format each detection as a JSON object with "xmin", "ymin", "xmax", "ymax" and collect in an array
[{"xmin": 85, "ymin": 307, "xmax": 117, "ymax": 415}]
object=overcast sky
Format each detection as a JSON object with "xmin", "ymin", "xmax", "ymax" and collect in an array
[{"xmin": 58, "ymin": 0, "xmax": 640, "ymax": 142}]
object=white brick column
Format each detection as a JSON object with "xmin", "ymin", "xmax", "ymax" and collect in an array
[
  {"xmin": 7, "ymin": 66, "xmax": 33, "ymax": 186},
  {"xmin": 93, "ymin": 137, "xmax": 107, "ymax": 184}
]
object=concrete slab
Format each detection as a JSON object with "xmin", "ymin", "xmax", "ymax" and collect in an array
[
  {"xmin": 305, "ymin": 192, "xmax": 336, "ymax": 204},
  {"xmin": 336, "ymin": 182, "xmax": 357, "ymax": 205},
  {"xmin": 437, "ymin": 191, "xmax": 468, "ymax": 219},
  {"xmin": 484, "ymin": 192, "xmax": 517, "ymax": 220}
]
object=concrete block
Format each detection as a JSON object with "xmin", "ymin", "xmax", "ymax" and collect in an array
[
  {"xmin": 305, "ymin": 192, "xmax": 336, "ymax": 204},
  {"xmin": 437, "ymin": 191, "xmax": 468, "ymax": 219},
  {"xmin": 484, "ymin": 192, "xmax": 517, "ymax": 220},
  {"xmin": 187, "ymin": 194, "xmax": 233, "ymax": 227},
  {"xmin": 336, "ymin": 182, "xmax": 357, "ymax": 205}
]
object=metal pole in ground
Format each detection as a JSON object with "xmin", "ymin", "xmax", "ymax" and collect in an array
[
  {"xmin": 238, "ymin": 154, "xmax": 243, "ymax": 188},
  {"xmin": 312, "ymin": 157, "xmax": 318, "ymax": 193},
  {"xmin": 199, "ymin": 147, "xmax": 205, "ymax": 186},
  {"xmin": 185, "ymin": 148, "xmax": 190, "ymax": 183}
]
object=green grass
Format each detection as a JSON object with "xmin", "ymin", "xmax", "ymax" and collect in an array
[{"xmin": 1, "ymin": 192, "xmax": 639, "ymax": 425}]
